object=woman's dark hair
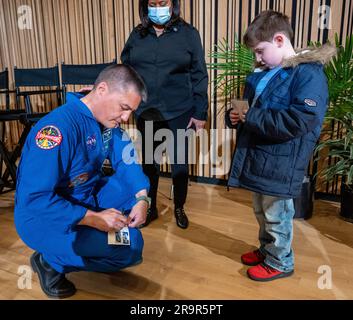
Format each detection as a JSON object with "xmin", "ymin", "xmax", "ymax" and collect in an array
[{"xmin": 137, "ymin": 0, "xmax": 186, "ymax": 37}]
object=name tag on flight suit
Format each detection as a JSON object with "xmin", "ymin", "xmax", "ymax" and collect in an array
[{"xmin": 108, "ymin": 227, "xmax": 130, "ymax": 246}]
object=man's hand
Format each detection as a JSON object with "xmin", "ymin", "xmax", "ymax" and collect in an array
[
  {"xmin": 187, "ymin": 117, "xmax": 206, "ymax": 131},
  {"xmin": 128, "ymin": 201, "xmax": 148, "ymax": 228},
  {"xmin": 79, "ymin": 209, "xmax": 129, "ymax": 232},
  {"xmin": 78, "ymin": 86, "xmax": 94, "ymax": 94}
]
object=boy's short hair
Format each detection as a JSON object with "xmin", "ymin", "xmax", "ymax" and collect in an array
[{"xmin": 243, "ymin": 10, "xmax": 294, "ymax": 48}]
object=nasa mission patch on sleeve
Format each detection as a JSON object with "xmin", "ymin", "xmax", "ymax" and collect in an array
[
  {"xmin": 35, "ymin": 125, "xmax": 63, "ymax": 150},
  {"xmin": 304, "ymin": 98, "xmax": 317, "ymax": 107}
]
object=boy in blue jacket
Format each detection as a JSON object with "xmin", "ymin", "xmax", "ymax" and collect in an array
[{"xmin": 226, "ymin": 11, "xmax": 336, "ymax": 281}]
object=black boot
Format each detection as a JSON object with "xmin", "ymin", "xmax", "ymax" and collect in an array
[
  {"xmin": 30, "ymin": 251, "xmax": 76, "ymax": 299},
  {"xmin": 174, "ymin": 207, "xmax": 189, "ymax": 229},
  {"xmin": 139, "ymin": 207, "xmax": 158, "ymax": 228}
]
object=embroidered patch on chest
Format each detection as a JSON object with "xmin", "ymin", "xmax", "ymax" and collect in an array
[
  {"xmin": 86, "ymin": 134, "xmax": 97, "ymax": 150},
  {"xmin": 304, "ymin": 99, "xmax": 317, "ymax": 107},
  {"xmin": 35, "ymin": 125, "xmax": 62, "ymax": 150},
  {"xmin": 102, "ymin": 129, "xmax": 112, "ymax": 143},
  {"xmin": 69, "ymin": 173, "xmax": 89, "ymax": 188},
  {"xmin": 102, "ymin": 129, "xmax": 112, "ymax": 153}
]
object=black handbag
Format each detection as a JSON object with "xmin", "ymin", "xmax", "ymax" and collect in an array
[{"xmin": 294, "ymin": 175, "xmax": 314, "ymax": 219}]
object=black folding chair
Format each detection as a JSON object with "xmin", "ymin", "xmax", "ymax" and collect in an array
[
  {"xmin": 14, "ymin": 65, "xmax": 62, "ymax": 115},
  {"xmin": 0, "ymin": 66, "xmax": 63, "ymax": 194},
  {"xmin": 0, "ymin": 69, "xmax": 10, "ymax": 111},
  {"xmin": 0, "ymin": 69, "xmax": 24, "ymax": 193},
  {"xmin": 61, "ymin": 60, "xmax": 116, "ymax": 103},
  {"xmin": 14, "ymin": 65, "xmax": 62, "ymax": 149}
]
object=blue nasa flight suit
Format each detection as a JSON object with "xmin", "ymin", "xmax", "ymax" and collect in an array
[{"xmin": 14, "ymin": 93, "xmax": 150, "ymax": 274}]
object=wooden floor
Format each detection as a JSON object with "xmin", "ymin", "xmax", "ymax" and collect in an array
[{"xmin": 1, "ymin": 177, "xmax": 353, "ymax": 300}]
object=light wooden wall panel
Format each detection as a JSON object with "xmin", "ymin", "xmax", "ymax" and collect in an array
[{"xmin": 0, "ymin": 0, "xmax": 352, "ymax": 185}]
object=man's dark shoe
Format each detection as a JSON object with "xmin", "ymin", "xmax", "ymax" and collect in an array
[
  {"xmin": 174, "ymin": 207, "xmax": 189, "ymax": 229},
  {"xmin": 30, "ymin": 251, "xmax": 76, "ymax": 299},
  {"xmin": 139, "ymin": 207, "xmax": 158, "ymax": 228}
]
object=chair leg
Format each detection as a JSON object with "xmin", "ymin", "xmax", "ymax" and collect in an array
[
  {"xmin": 169, "ymin": 184, "xmax": 174, "ymax": 201},
  {"xmin": 0, "ymin": 122, "xmax": 4, "ymax": 176},
  {"xmin": 0, "ymin": 140, "xmax": 17, "ymax": 191},
  {"xmin": 0, "ymin": 123, "xmax": 32, "ymax": 192}
]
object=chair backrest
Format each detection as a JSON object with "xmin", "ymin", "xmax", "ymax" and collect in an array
[
  {"xmin": 14, "ymin": 66, "xmax": 60, "ymax": 87},
  {"xmin": 61, "ymin": 60, "xmax": 116, "ymax": 85},
  {"xmin": 0, "ymin": 69, "xmax": 10, "ymax": 111},
  {"xmin": 0, "ymin": 69, "xmax": 9, "ymax": 90},
  {"xmin": 61, "ymin": 60, "xmax": 116, "ymax": 103},
  {"xmin": 14, "ymin": 66, "xmax": 62, "ymax": 114}
]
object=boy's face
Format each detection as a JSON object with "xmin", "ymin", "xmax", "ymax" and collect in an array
[{"xmin": 253, "ymin": 35, "xmax": 285, "ymax": 69}]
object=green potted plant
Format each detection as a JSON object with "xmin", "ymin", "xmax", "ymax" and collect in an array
[
  {"xmin": 208, "ymin": 37, "xmax": 254, "ymax": 100},
  {"xmin": 315, "ymin": 34, "xmax": 353, "ymax": 222}
]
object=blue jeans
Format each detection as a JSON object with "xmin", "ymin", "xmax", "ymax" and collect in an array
[{"xmin": 253, "ymin": 193, "xmax": 295, "ymax": 272}]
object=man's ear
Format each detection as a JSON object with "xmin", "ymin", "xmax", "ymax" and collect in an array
[
  {"xmin": 273, "ymin": 33, "xmax": 285, "ymax": 47},
  {"xmin": 95, "ymin": 81, "xmax": 108, "ymax": 96}
]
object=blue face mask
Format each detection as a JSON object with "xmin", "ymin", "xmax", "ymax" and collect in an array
[{"xmin": 148, "ymin": 6, "xmax": 171, "ymax": 25}]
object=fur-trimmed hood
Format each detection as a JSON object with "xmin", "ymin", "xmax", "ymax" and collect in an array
[{"xmin": 282, "ymin": 43, "xmax": 337, "ymax": 68}]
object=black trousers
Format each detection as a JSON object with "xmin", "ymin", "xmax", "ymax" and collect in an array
[{"xmin": 136, "ymin": 109, "xmax": 193, "ymax": 209}]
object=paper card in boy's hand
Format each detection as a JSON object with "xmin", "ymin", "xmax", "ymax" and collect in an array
[
  {"xmin": 231, "ymin": 99, "xmax": 249, "ymax": 114},
  {"xmin": 108, "ymin": 227, "xmax": 130, "ymax": 246}
]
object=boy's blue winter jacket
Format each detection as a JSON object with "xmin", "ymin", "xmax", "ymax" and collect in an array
[{"xmin": 226, "ymin": 46, "xmax": 336, "ymax": 198}]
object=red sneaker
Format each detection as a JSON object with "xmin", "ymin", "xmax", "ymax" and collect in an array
[
  {"xmin": 241, "ymin": 249, "xmax": 265, "ymax": 266},
  {"xmin": 247, "ymin": 263, "xmax": 294, "ymax": 282}
]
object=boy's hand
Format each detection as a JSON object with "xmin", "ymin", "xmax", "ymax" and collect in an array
[
  {"xmin": 229, "ymin": 109, "xmax": 241, "ymax": 125},
  {"xmin": 230, "ymin": 99, "xmax": 249, "ymax": 124},
  {"xmin": 239, "ymin": 109, "xmax": 248, "ymax": 122}
]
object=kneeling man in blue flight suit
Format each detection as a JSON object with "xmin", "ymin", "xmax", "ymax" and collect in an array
[{"xmin": 14, "ymin": 64, "xmax": 151, "ymax": 298}]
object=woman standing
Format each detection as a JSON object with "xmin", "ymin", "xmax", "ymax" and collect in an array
[{"xmin": 121, "ymin": 0, "xmax": 208, "ymax": 229}]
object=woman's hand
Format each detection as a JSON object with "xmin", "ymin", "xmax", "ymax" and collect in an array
[{"xmin": 187, "ymin": 117, "xmax": 206, "ymax": 131}]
